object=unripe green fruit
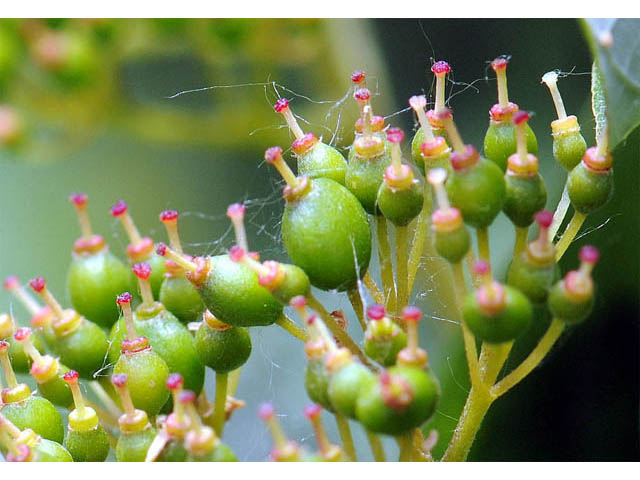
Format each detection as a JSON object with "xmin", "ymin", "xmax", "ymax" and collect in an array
[
  {"xmin": 447, "ymin": 157, "xmax": 506, "ymax": 228},
  {"xmin": 67, "ymin": 250, "xmax": 131, "ymax": 328},
  {"xmin": 64, "ymin": 425, "xmax": 110, "ymax": 462},
  {"xmin": 363, "ymin": 320, "xmax": 407, "ymax": 367},
  {"xmin": 55, "ymin": 319, "xmax": 109, "ymax": 379},
  {"xmin": 269, "ymin": 263, "xmax": 311, "ymax": 305},
  {"xmin": 31, "ymin": 437, "xmax": 73, "ymax": 462},
  {"xmin": 304, "ymin": 358, "xmax": 334, "ymax": 412},
  {"xmin": 551, "ymin": 117, "xmax": 587, "ymax": 170},
  {"xmin": 355, "ymin": 366, "xmax": 439, "ymax": 435},
  {"xmin": 327, "ymin": 362, "xmax": 375, "ymax": 419},
  {"xmin": 108, "ymin": 306, "xmax": 204, "ymax": 394},
  {"xmin": 503, "ymin": 174, "xmax": 547, "ymax": 227},
  {"xmin": 377, "ymin": 180, "xmax": 424, "ymax": 226},
  {"xmin": 567, "ymin": 162, "xmax": 614, "ymax": 215},
  {"xmin": 548, "ymin": 281, "xmax": 594, "ymax": 325},
  {"xmin": 282, "ymin": 178, "xmax": 371, "ymax": 291},
  {"xmin": 198, "ymin": 254, "xmax": 282, "ymax": 327},
  {"xmin": 189, "ymin": 442, "xmax": 237, "ymax": 462},
  {"xmin": 297, "ymin": 140, "xmax": 347, "ymax": 185},
  {"xmin": 507, "ymin": 255, "xmax": 557, "ymax": 304},
  {"xmin": 411, "ymin": 128, "xmax": 449, "ymax": 173},
  {"xmin": 159, "ymin": 274, "xmax": 205, "ymax": 324},
  {"xmin": 484, "ymin": 121, "xmax": 538, "ymax": 172},
  {"xmin": 156, "ymin": 438, "xmax": 188, "ymax": 462},
  {"xmin": 195, "ymin": 322, "xmax": 251, "ymax": 373},
  {"xmin": 48, "ymin": 32, "xmax": 100, "ymax": 88},
  {"xmin": 463, "ymin": 285, "xmax": 533, "ymax": 344},
  {"xmin": 7, "ymin": 334, "xmax": 45, "ymax": 374},
  {"xmin": 38, "ymin": 363, "xmax": 73, "ymax": 408},
  {"xmin": 114, "ymin": 349, "xmax": 170, "ymax": 417},
  {"xmin": 434, "ymin": 225, "xmax": 471, "ymax": 264},
  {"xmin": 144, "ymin": 253, "xmax": 169, "ymax": 299},
  {"xmin": 345, "ymin": 150, "xmax": 391, "ymax": 214},
  {"xmin": 115, "ymin": 426, "xmax": 157, "ymax": 462},
  {"xmin": 1, "ymin": 396, "xmax": 64, "ymax": 444}
]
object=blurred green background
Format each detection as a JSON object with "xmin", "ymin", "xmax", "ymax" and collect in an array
[{"xmin": 0, "ymin": 19, "xmax": 637, "ymax": 461}]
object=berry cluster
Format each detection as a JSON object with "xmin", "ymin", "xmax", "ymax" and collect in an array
[{"xmin": 0, "ymin": 57, "xmax": 612, "ymax": 462}]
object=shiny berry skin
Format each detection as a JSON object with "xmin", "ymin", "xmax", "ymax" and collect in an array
[
  {"xmin": 267, "ymin": 262, "xmax": 311, "ymax": 305},
  {"xmin": 35, "ymin": 362, "xmax": 73, "ymax": 408},
  {"xmin": 64, "ymin": 426, "xmax": 110, "ymax": 462},
  {"xmin": 0, "ymin": 396, "xmax": 64, "ymax": 444},
  {"xmin": 282, "ymin": 177, "xmax": 372, "ymax": 291},
  {"xmin": 433, "ymin": 216, "xmax": 471, "ymax": 264},
  {"xmin": 27, "ymin": 436, "xmax": 73, "ymax": 462},
  {"xmin": 355, "ymin": 366, "xmax": 439, "ymax": 435},
  {"xmin": 198, "ymin": 254, "xmax": 283, "ymax": 327},
  {"xmin": 484, "ymin": 116, "xmax": 538, "ymax": 172},
  {"xmin": 345, "ymin": 145, "xmax": 391, "ymax": 215},
  {"xmin": 551, "ymin": 116, "xmax": 587, "ymax": 170},
  {"xmin": 411, "ymin": 128, "xmax": 450, "ymax": 172},
  {"xmin": 115, "ymin": 426, "xmax": 156, "ymax": 462},
  {"xmin": 327, "ymin": 358, "xmax": 375, "ymax": 419},
  {"xmin": 446, "ymin": 147, "xmax": 506, "ymax": 228},
  {"xmin": 377, "ymin": 178, "xmax": 424, "ymax": 226},
  {"xmin": 507, "ymin": 256, "xmax": 558, "ymax": 305},
  {"xmin": 462, "ymin": 284, "xmax": 533, "ymax": 344},
  {"xmin": 567, "ymin": 148, "xmax": 614, "ymax": 214},
  {"xmin": 54, "ymin": 315, "xmax": 109, "ymax": 379},
  {"xmin": 363, "ymin": 308, "xmax": 407, "ymax": 367},
  {"xmin": 503, "ymin": 173, "xmax": 547, "ymax": 227},
  {"xmin": 159, "ymin": 273, "xmax": 205, "ymax": 324},
  {"xmin": 67, "ymin": 250, "xmax": 132, "ymax": 328},
  {"xmin": 305, "ymin": 359, "xmax": 334, "ymax": 412},
  {"xmin": 195, "ymin": 315, "xmax": 252, "ymax": 373},
  {"xmin": 293, "ymin": 134, "xmax": 348, "ymax": 185}
]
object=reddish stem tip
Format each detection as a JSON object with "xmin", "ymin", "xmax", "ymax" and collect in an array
[
  {"xmin": 110, "ymin": 200, "xmax": 128, "ymax": 217},
  {"xmin": 535, "ymin": 210, "xmax": 553, "ymax": 229},
  {"xmin": 155, "ymin": 243, "xmax": 167, "ymax": 256},
  {"xmin": 290, "ymin": 295, "xmax": 307, "ymax": 309},
  {"xmin": 431, "ymin": 61, "xmax": 451, "ymax": 75},
  {"xmin": 116, "ymin": 292, "xmax": 132, "ymax": 305},
  {"xmin": 307, "ymin": 314, "xmax": 317, "ymax": 326},
  {"xmin": 491, "ymin": 56, "xmax": 510, "ymax": 71},
  {"xmin": 379, "ymin": 370, "xmax": 391, "ymax": 385},
  {"xmin": 3, "ymin": 276, "xmax": 19, "ymax": 291},
  {"xmin": 69, "ymin": 192, "xmax": 88, "ymax": 207},
  {"xmin": 387, "ymin": 127, "xmax": 404, "ymax": 144},
  {"xmin": 132, "ymin": 263, "xmax": 152, "ymax": 280},
  {"xmin": 264, "ymin": 146, "xmax": 283, "ymax": 164},
  {"xmin": 0, "ymin": 340, "xmax": 9, "ymax": 352},
  {"xmin": 166, "ymin": 373, "xmax": 183, "ymax": 391},
  {"xmin": 303, "ymin": 404, "xmax": 322, "ymax": 419},
  {"xmin": 473, "ymin": 260, "xmax": 490, "ymax": 276},
  {"xmin": 354, "ymin": 87, "xmax": 371, "ymax": 102},
  {"xmin": 258, "ymin": 403, "xmax": 275, "ymax": 421},
  {"xmin": 63, "ymin": 370, "xmax": 80, "ymax": 383},
  {"xmin": 29, "ymin": 277, "xmax": 46, "ymax": 293},
  {"xmin": 274, "ymin": 98, "xmax": 290, "ymax": 113},
  {"xmin": 435, "ymin": 108, "xmax": 453, "ymax": 121},
  {"xmin": 402, "ymin": 306, "xmax": 422, "ymax": 322},
  {"xmin": 367, "ymin": 304, "xmax": 386, "ymax": 321},
  {"xmin": 350, "ymin": 70, "xmax": 366, "ymax": 84},
  {"xmin": 513, "ymin": 110, "xmax": 530, "ymax": 126},
  {"xmin": 579, "ymin": 245, "xmax": 599, "ymax": 264},
  {"xmin": 409, "ymin": 95, "xmax": 427, "ymax": 110},
  {"xmin": 160, "ymin": 210, "xmax": 179, "ymax": 222},
  {"xmin": 229, "ymin": 245, "xmax": 245, "ymax": 263},
  {"xmin": 111, "ymin": 373, "xmax": 127, "ymax": 388},
  {"xmin": 227, "ymin": 203, "xmax": 246, "ymax": 219},
  {"xmin": 178, "ymin": 390, "xmax": 196, "ymax": 405},
  {"xmin": 14, "ymin": 327, "xmax": 31, "ymax": 342}
]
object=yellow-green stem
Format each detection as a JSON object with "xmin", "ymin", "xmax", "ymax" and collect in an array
[
  {"xmin": 228, "ymin": 368, "xmax": 242, "ymax": 397},
  {"xmin": 275, "ymin": 314, "xmax": 309, "ymax": 342},
  {"xmin": 555, "ymin": 211, "xmax": 587, "ymax": 261},
  {"xmin": 213, "ymin": 372, "xmax": 228, "ymax": 437},
  {"xmin": 478, "ymin": 342, "xmax": 513, "ymax": 385},
  {"xmin": 492, "ymin": 318, "xmax": 565, "ymax": 397},
  {"xmin": 513, "ymin": 226, "xmax": 529, "ymax": 258},
  {"xmin": 476, "ymin": 227, "xmax": 490, "ymax": 262},
  {"xmin": 347, "ymin": 288, "xmax": 367, "ymax": 332},
  {"xmin": 465, "ymin": 249, "xmax": 480, "ymax": 287},
  {"xmin": 366, "ymin": 430, "xmax": 386, "ymax": 462},
  {"xmin": 397, "ymin": 432, "xmax": 414, "ymax": 461},
  {"xmin": 452, "ymin": 262, "xmax": 480, "ymax": 388},
  {"xmin": 376, "ymin": 216, "xmax": 396, "ymax": 310},
  {"xmin": 395, "ymin": 225, "xmax": 409, "ymax": 312},
  {"xmin": 335, "ymin": 414, "xmax": 356, "ymax": 461},
  {"xmin": 363, "ymin": 271, "xmax": 385, "ymax": 305},
  {"xmin": 407, "ymin": 186, "xmax": 432, "ymax": 292},
  {"xmin": 549, "ymin": 184, "xmax": 570, "ymax": 241}
]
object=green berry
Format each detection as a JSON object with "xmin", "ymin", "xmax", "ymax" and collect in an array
[
  {"xmin": 30, "ymin": 436, "xmax": 73, "ymax": 462},
  {"xmin": 156, "ymin": 437, "xmax": 189, "ymax": 462},
  {"xmin": 567, "ymin": 147, "xmax": 614, "ymax": 215},
  {"xmin": 345, "ymin": 135, "xmax": 391, "ymax": 215},
  {"xmin": 116, "ymin": 426, "xmax": 156, "ymax": 462},
  {"xmin": 159, "ymin": 273, "xmax": 205, "ymax": 324},
  {"xmin": 377, "ymin": 177, "xmax": 424, "ymax": 227},
  {"xmin": 355, "ymin": 366, "xmax": 439, "ymax": 435},
  {"xmin": 327, "ymin": 350, "xmax": 375, "ymax": 419},
  {"xmin": 0, "ymin": 393, "xmax": 64, "ymax": 444},
  {"xmin": 363, "ymin": 305, "xmax": 407, "ymax": 367},
  {"xmin": 195, "ymin": 312, "xmax": 252, "ymax": 373},
  {"xmin": 304, "ymin": 358, "xmax": 334, "ymax": 412},
  {"xmin": 1, "ymin": 314, "xmax": 45, "ymax": 374},
  {"xmin": 551, "ymin": 116, "xmax": 587, "ymax": 170},
  {"xmin": 484, "ymin": 117, "xmax": 538, "ymax": 172}
]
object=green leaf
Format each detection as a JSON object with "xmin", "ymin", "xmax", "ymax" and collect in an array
[{"xmin": 582, "ymin": 18, "xmax": 640, "ymax": 149}]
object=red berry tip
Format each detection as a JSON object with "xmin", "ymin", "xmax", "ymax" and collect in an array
[
  {"xmin": 354, "ymin": 88, "xmax": 371, "ymax": 102},
  {"xmin": 3, "ymin": 276, "xmax": 19, "ymax": 291},
  {"xmin": 402, "ymin": 306, "xmax": 422, "ymax": 322},
  {"xmin": 535, "ymin": 210, "xmax": 553, "ymax": 229},
  {"xmin": 14, "ymin": 327, "xmax": 31, "ymax": 342},
  {"xmin": 63, "ymin": 370, "xmax": 80, "ymax": 383},
  {"xmin": 110, "ymin": 200, "xmax": 128, "ymax": 217},
  {"xmin": 579, "ymin": 245, "xmax": 599, "ymax": 264},
  {"xmin": 379, "ymin": 370, "xmax": 391, "ymax": 385},
  {"xmin": 307, "ymin": 314, "xmax": 317, "ymax": 326},
  {"xmin": 229, "ymin": 245, "xmax": 245, "ymax": 263},
  {"xmin": 435, "ymin": 108, "xmax": 453, "ymax": 121},
  {"xmin": 111, "ymin": 373, "xmax": 128, "ymax": 388},
  {"xmin": 367, "ymin": 304, "xmax": 386, "ymax": 320},
  {"xmin": 274, "ymin": 98, "xmax": 290, "ymax": 113},
  {"xmin": 166, "ymin": 373, "xmax": 183, "ymax": 391},
  {"xmin": 290, "ymin": 295, "xmax": 307, "ymax": 309},
  {"xmin": 116, "ymin": 292, "xmax": 132, "ymax": 305},
  {"xmin": 0, "ymin": 340, "xmax": 9, "ymax": 351},
  {"xmin": 160, "ymin": 210, "xmax": 179, "ymax": 222},
  {"xmin": 226, "ymin": 203, "xmax": 246, "ymax": 219},
  {"xmin": 29, "ymin": 276, "xmax": 46, "ymax": 293},
  {"xmin": 258, "ymin": 403, "xmax": 275, "ymax": 421},
  {"xmin": 387, "ymin": 127, "xmax": 404, "ymax": 144},
  {"xmin": 491, "ymin": 56, "xmax": 510, "ymax": 71},
  {"xmin": 409, "ymin": 95, "xmax": 427, "ymax": 110},
  {"xmin": 473, "ymin": 260, "xmax": 491, "ymax": 276},
  {"xmin": 156, "ymin": 243, "xmax": 167, "ymax": 256},
  {"xmin": 178, "ymin": 390, "xmax": 196, "ymax": 405},
  {"xmin": 513, "ymin": 110, "xmax": 530, "ymax": 125},
  {"xmin": 431, "ymin": 61, "xmax": 451, "ymax": 75},
  {"xmin": 303, "ymin": 404, "xmax": 322, "ymax": 419},
  {"xmin": 264, "ymin": 146, "xmax": 283, "ymax": 164},
  {"xmin": 350, "ymin": 70, "xmax": 366, "ymax": 84},
  {"xmin": 132, "ymin": 263, "xmax": 152, "ymax": 280},
  {"xmin": 69, "ymin": 192, "xmax": 88, "ymax": 207}
]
